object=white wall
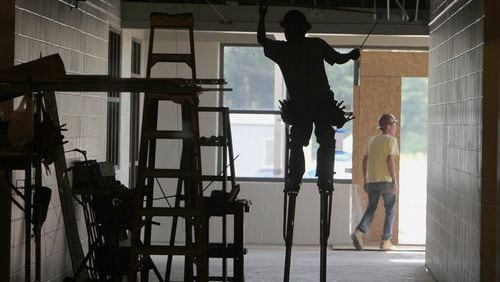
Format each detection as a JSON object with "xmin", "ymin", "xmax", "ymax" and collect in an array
[{"xmin": 239, "ymin": 182, "xmax": 353, "ymax": 245}]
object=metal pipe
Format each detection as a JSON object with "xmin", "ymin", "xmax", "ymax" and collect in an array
[
  {"xmin": 283, "ymin": 191, "xmax": 297, "ymax": 282},
  {"xmin": 415, "ymin": 0, "xmax": 420, "ymax": 21},
  {"xmin": 387, "ymin": 0, "xmax": 390, "ymax": 19},
  {"xmin": 319, "ymin": 190, "xmax": 333, "ymax": 282}
]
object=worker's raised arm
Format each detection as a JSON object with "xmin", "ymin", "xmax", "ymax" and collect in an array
[
  {"xmin": 257, "ymin": 3, "xmax": 270, "ymax": 45},
  {"xmin": 324, "ymin": 44, "xmax": 361, "ymax": 65}
]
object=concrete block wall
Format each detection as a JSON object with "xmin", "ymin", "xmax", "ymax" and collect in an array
[
  {"xmin": 238, "ymin": 182, "xmax": 353, "ymax": 246},
  {"xmin": 426, "ymin": 0, "xmax": 484, "ymax": 281},
  {"xmin": 146, "ymin": 181, "xmax": 353, "ymax": 246},
  {"xmin": 9, "ymin": 0, "xmax": 120, "ymax": 281}
]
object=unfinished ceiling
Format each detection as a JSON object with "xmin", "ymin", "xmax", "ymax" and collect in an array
[
  {"xmin": 122, "ymin": 0, "xmax": 430, "ymax": 11},
  {"xmin": 121, "ymin": 0, "xmax": 430, "ymax": 49}
]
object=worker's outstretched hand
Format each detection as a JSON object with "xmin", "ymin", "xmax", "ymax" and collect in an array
[
  {"xmin": 350, "ymin": 49, "xmax": 361, "ymax": 60},
  {"xmin": 345, "ymin": 112, "xmax": 355, "ymax": 122},
  {"xmin": 259, "ymin": 1, "xmax": 268, "ymax": 17}
]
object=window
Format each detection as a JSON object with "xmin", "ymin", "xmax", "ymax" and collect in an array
[
  {"xmin": 131, "ymin": 40, "xmax": 141, "ymax": 76},
  {"xmin": 222, "ymin": 45, "xmax": 354, "ymax": 181},
  {"xmin": 107, "ymin": 31, "xmax": 121, "ymax": 166}
]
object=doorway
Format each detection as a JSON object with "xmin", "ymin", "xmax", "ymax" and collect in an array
[{"xmin": 398, "ymin": 77, "xmax": 428, "ymax": 245}]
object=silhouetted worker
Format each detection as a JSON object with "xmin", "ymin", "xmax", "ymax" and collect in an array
[
  {"xmin": 351, "ymin": 113, "xmax": 399, "ymax": 251},
  {"xmin": 257, "ymin": 5, "xmax": 360, "ymax": 191}
]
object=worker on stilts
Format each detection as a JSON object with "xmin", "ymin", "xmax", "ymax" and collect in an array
[{"xmin": 257, "ymin": 3, "xmax": 359, "ymax": 282}]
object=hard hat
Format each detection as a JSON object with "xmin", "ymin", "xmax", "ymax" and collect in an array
[
  {"xmin": 378, "ymin": 113, "xmax": 398, "ymax": 129},
  {"xmin": 279, "ymin": 10, "xmax": 312, "ymax": 31}
]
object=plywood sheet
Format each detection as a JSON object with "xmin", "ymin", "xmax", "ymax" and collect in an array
[{"xmin": 361, "ymin": 51, "xmax": 428, "ymax": 77}]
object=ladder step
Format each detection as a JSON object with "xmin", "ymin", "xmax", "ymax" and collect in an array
[
  {"xmin": 143, "ymin": 169, "xmax": 196, "ymax": 178},
  {"xmin": 143, "ymin": 130, "xmax": 194, "ymax": 140},
  {"xmin": 200, "ymin": 136, "xmax": 226, "ymax": 146},
  {"xmin": 193, "ymin": 79, "xmax": 227, "ymax": 85},
  {"xmin": 134, "ymin": 245, "xmax": 202, "ymax": 256},
  {"xmin": 139, "ymin": 207, "xmax": 201, "ymax": 217},
  {"xmin": 149, "ymin": 53, "xmax": 194, "ymax": 68}
]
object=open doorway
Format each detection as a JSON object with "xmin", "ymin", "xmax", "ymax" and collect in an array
[{"xmin": 398, "ymin": 77, "xmax": 428, "ymax": 245}]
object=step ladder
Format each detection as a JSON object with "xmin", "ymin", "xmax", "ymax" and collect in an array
[
  {"xmin": 199, "ymin": 106, "xmax": 245, "ymax": 282},
  {"xmin": 128, "ymin": 12, "xmax": 208, "ymax": 282},
  {"xmin": 198, "ymin": 107, "xmax": 237, "ymax": 201},
  {"xmin": 165, "ymin": 106, "xmax": 248, "ymax": 282}
]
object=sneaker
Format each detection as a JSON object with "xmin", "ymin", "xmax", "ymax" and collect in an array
[
  {"xmin": 351, "ymin": 230, "xmax": 364, "ymax": 250},
  {"xmin": 380, "ymin": 239, "xmax": 395, "ymax": 251}
]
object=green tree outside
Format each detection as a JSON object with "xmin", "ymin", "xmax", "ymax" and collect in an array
[{"xmin": 401, "ymin": 77, "xmax": 428, "ymax": 155}]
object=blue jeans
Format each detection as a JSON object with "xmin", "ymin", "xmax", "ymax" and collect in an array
[{"xmin": 356, "ymin": 182, "xmax": 396, "ymax": 240}]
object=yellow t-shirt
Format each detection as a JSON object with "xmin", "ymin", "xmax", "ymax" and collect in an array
[{"xmin": 366, "ymin": 134, "xmax": 399, "ymax": 183}]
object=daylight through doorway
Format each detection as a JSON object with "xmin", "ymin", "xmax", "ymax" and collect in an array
[{"xmin": 398, "ymin": 77, "xmax": 428, "ymax": 245}]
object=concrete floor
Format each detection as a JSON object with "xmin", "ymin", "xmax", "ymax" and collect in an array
[{"xmin": 153, "ymin": 244, "xmax": 436, "ymax": 282}]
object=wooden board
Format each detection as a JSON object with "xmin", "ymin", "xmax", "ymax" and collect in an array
[{"xmin": 43, "ymin": 91, "xmax": 88, "ymax": 281}]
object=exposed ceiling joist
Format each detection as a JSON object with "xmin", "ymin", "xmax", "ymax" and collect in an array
[{"xmin": 122, "ymin": 2, "xmax": 429, "ymax": 36}]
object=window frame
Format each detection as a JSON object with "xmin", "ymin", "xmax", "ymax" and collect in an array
[
  {"xmin": 129, "ymin": 38, "xmax": 142, "ymax": 188},
  {"xmin": 107, "ymin": 30, "xmax": 121, "ymax": 167}
]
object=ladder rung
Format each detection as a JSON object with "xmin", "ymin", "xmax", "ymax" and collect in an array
[
  {"xmin": 200, "ymin": 136, "xmax": 226, "ymax": 146},
  {"xmin": 149, "ymin": 54, "xmax": 194, "ymax": 67},
  {"xmin": 139, "ymin": 207, "xmax": 201, "ymax": 217},
  {"xmin": 200, "ymin": 142, "xmax": 227, "ymax": 147},
  {"xmin": 143, "ymin": 130, "xmax": 194, "ymax": 140},
  {"xmin": 201, "ymin": 175, "xmax": 234, "ymax": 182},
  {"xmin": 150, "ymin": 12, "xmax": 193, "ymax": 29},
  {"xmin": 193, "ymin": 79, "xmax": 227, "ymax": 85},
  {"xmin": 143, "ymin": 169, "xmax": 196, "ymax": 178},
  {"xmin": 133, "ymin": 245, "xmax": 202, "ymax": 256}
]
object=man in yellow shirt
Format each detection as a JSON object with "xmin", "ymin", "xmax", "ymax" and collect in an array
[{"xmin": 351, "ymin": 113, "xmax": 399, "ymax": 250}]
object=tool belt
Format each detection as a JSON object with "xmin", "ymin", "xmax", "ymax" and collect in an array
[
  {"xmin": 278, "ymin": 99, "xmax": 299, "ymax": 125},
  {"xmin": 279, "ymin": 96, "xmax": 354, "ymax": 128}
]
